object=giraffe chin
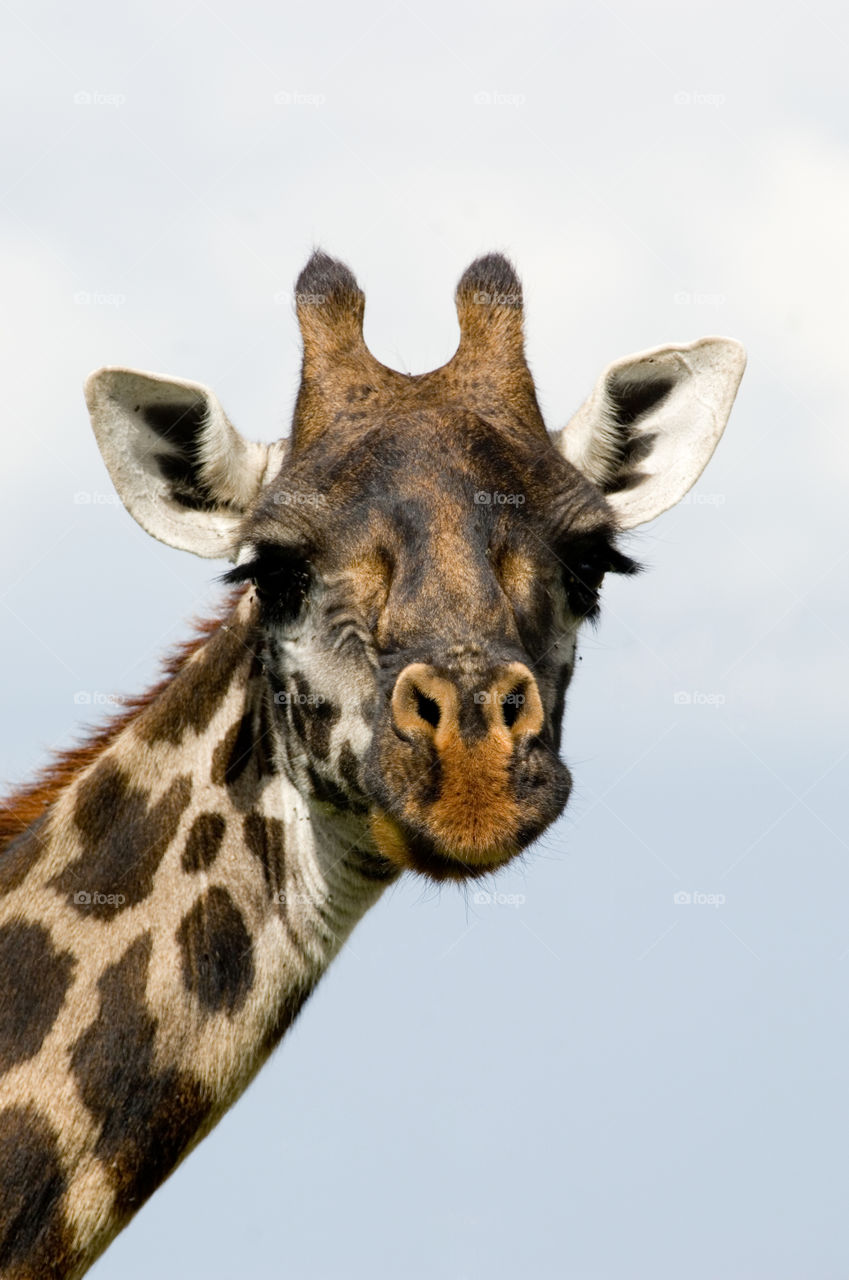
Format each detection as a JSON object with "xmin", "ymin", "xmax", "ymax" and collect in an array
[{"xmin": 369, "ymin": 809, "xmax": 520, "ymax": 883}]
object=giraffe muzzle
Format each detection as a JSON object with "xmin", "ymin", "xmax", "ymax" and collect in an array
[{"xmin": 367, "ymin": 660, "xmax": 571, "ymax": 880}]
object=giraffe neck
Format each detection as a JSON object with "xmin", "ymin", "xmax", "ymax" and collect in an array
[{"xmin": 0, "ymin": 589, "xmax": 397, "ymax": 1279}]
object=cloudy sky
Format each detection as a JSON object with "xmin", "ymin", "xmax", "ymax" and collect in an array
[{"xmin": 1, "ymin": 1, "xmax": 847, "ymax": 1277}]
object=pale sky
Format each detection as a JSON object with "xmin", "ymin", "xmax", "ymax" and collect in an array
[{"xmin": 1, "ymin": 2, "xmax": 847, "ymax": 1277}]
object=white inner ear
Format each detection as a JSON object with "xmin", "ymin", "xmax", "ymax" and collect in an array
[
  {"xmin": 556, "ymin": 337, "xmax": 746, "ymax": 529},
  {"xmin": 85, "ymin": 367, "xmax": 282, "ymax": 559}
]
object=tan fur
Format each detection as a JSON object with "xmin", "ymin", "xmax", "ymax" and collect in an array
[
  {"xmin": 2, "ymin": 251, "xmax": 651, "ymax": 1277},
  {"xmin": 0, "ymin": 588, "xmax": 390, "ymax": 1278}
]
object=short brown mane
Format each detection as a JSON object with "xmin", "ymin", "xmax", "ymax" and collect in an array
[{"xmin": 0, "ymin": 589, "xmax": 246, "ymax": 849}]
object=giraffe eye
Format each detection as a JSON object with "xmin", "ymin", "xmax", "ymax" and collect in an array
[
  {"xmin": 559, "ymin": 538, "xmax": 641, "ymax": 620},
  {"xmin": 563, "ymin": 559, "xmax": 605, "ymax": 618},
  {"xmin": 254, "ymin": 561, "xmax": 311, "ymax": 624},
  {"xmin": 223, "ymin": 545, "xmax": 312, "ymax": 625}
]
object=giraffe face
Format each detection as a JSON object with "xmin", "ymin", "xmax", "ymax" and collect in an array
[
  {"xmin": 228, "ymin": 405, "xmax": 637, "ymax": 879},
  {"xmin": 85, "ymin": 251, "xmax": 746, "ymax": 880}
]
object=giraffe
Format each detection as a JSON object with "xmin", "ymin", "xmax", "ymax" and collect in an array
[{"xmin": 0, "ymin": 251, "xmax": 745, "ymax": 1279}]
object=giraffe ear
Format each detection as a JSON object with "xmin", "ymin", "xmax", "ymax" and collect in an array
[
  {"xmin": 553, "ymin": 337, "xmax": 746, "ymax": 529},
  {"xmin": 84, "ymin": 368, "xmax": 285, "ymax": 558}
]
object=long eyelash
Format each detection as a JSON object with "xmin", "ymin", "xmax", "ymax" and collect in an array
[
  {"xmin": 220, "ymin": 544, "xmax": 312, "ymax": 626},
  {"xmin": 607, "ymin": 546, "xmax": 642, "ymax": 578},
  {"xmin": 219, "ymin": 540, "xmax": 311, "ymax": 587},
  {"xmin": 220, "ymin": 559, "xmax": 261, "ymax": 586}
]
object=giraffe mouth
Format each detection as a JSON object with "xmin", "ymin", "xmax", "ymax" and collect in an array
[
  {"xmin": 365, "ymin": 722, "xmax": 572, "ymax": 882},
  {"xmin": 368, "ymin": 809, "xmax": 520, "ymax": 882}
]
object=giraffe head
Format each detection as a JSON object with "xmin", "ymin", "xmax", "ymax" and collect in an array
[{"xmin": 85, "ymin": 251, "xmax": 744, "ymax": 881}]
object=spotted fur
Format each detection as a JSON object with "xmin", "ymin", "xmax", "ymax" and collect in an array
[{"xmin": 0, "ymin": 249, "xmax": 742, "ymax": 1277}]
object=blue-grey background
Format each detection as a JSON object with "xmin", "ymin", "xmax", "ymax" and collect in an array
[{"xmin": 1, "ymin": 2, "xmax": 846, "ymax": 1277}]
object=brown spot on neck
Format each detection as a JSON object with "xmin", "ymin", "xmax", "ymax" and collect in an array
[
  {"xmin": 243, "ymin": 813, "xmax": 285, "ymax": 898},
  {"xmin": 181, "ymin": 812, "xmax": 227, "ymax": 873},
  {"xmin": 0, "ymin": 589, "xmax": 251, "ymax": 858},
  {"xmin": 0, "ymin": 817, "xmax": 48, "ymax": 895},
  {"xmin": 0, "ymin": 922, "xmax": 75, "ymax": 1076},
  {"xmin": 0, "ymin": 1105, "xmax": 76, "ymax": 1278},
  {"xmin": 176, "ymin": 887, "xmax": 255, "ymax": 1016},
  {"xmin": 50, "ymin": 764, "xmax": 192, "ymax": 917},
  {"xmin": 70, "ymin": 933, "xmax": 211, "ymax": 1223},
  {"xmin": 137, "ymin": 608, "xmax": 261, "ymax": 748}
]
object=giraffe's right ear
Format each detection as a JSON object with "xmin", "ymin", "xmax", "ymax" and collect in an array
[{"xmin": 84, "ymin": 368, "xmax": 285, "ymax": 559}]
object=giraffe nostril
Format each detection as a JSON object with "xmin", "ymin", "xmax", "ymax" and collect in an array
[
  {"xmin": 391, "ymin": 665, "xmax": 454, "ymax": 738},
  {"xmin": 414, "ymin": 687, "xmax": 441, "ymax": 729},
  {"xmin": 500, "ymin": 685, "xmax": 525, "ymax": 731}
]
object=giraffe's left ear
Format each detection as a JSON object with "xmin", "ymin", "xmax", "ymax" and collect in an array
[
  {"xmin": 554, "ymin": 337, "xmax": 746, "ymax": 529},
  {"xmin": 84, "ymin": 368, "xmax": 285, "ymax": 558}
]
